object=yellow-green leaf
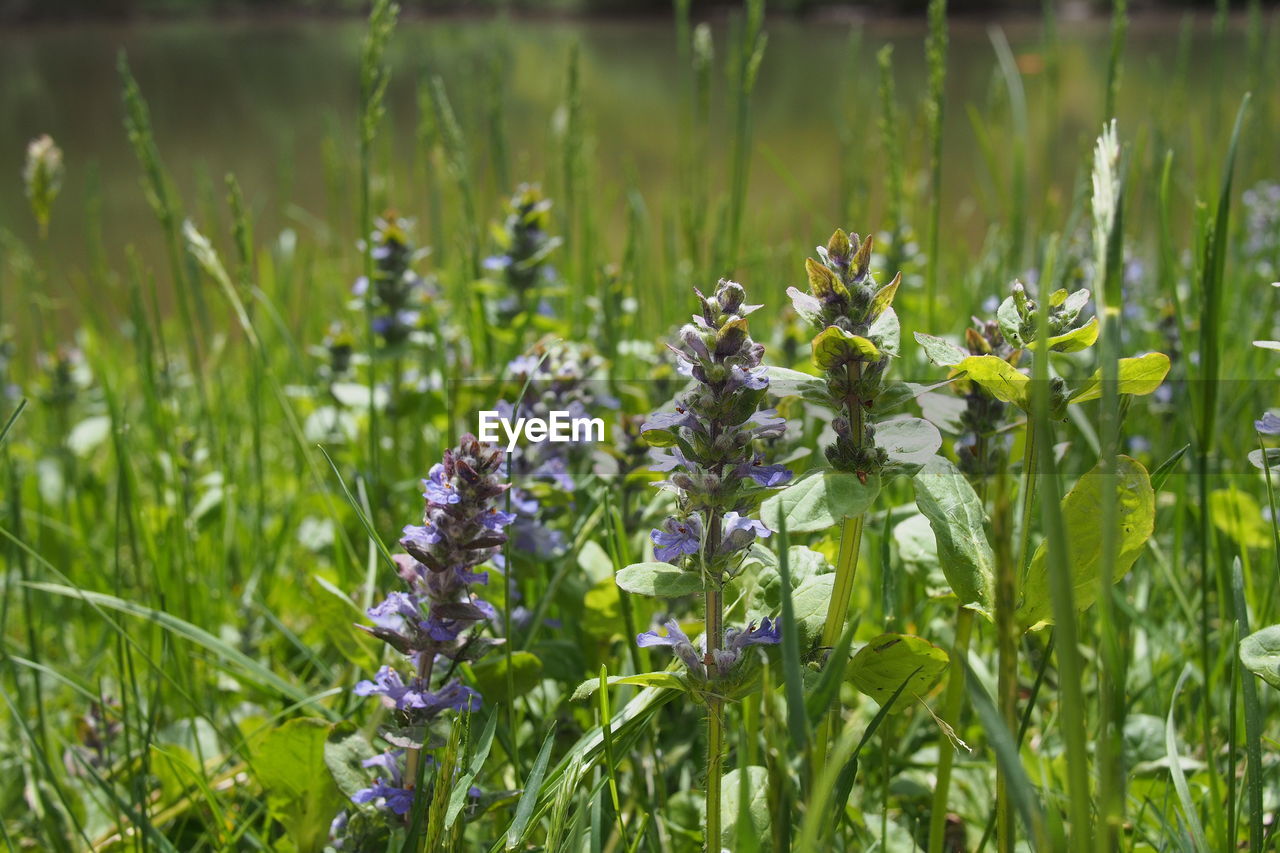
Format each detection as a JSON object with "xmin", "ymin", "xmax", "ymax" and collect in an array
[
  {"xmin": 1068, "ymin": 352, "xmax": 1171, "ymax": 404},
  {"xmin": 955, "ymin": 355, "xmax": 1030, "ymax": 410},
  {"xmin": 846, "ymin": 633, "xmax": 948, "ymax": 712}
]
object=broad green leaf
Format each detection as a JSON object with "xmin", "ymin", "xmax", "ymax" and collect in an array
[
  {"xmin": 469, "ymin": 651, "xmax": 543, "ymax": 704},
  {"xmin": 760, "ymin": 468, "xmax": 880, "ymax": 534},
  {"xmin": 955, "ymin": 355, "xmax": 1030, "ymax": 410},
  {"xmin": 868, "ymin": 306, "xmax": 901, "ymax": 357},
  {"xmin": 875, "ymin": 416, "xmax": 942, "ymax": 474},
  {"xmin": 748, "ymin": 546, "xmax": 831, "ymax": 616},
  {"xmin": 1208, "ymin": 489, "xmax": 1271, "ymax": 549},
  {"xmin": 722, "ymin": 766, "xmax": 772, "ymax": 852},
  {"xmin": 1067, "ymin": 351, "xmax": 1171, "ymax": 403},
  {"xmin": 812, "ymin": 326, "xmax": 879, "ymax": 370},
  {"xmin": 1248, "ymin": 447, "xmax": 1280, "ymax": 471},
  {"xmin": 913, "ymin": 458, "xmax": 996, "ymax": 619},
  {"xmin": 763, "ymin": 365, "xmax": 829, "ymax": 404},
  {"xmin": 846, "ymin": 633, "xmax": 948, "ymax": 712},
  {"xmin": 913, "ymin": 332, "xmax": 968, "ymax": 366},
  {"xmin": 580, "ymin": 576, "xmax": 623, "ymax": 640},
  {"xmin": 790, "ymin": 573, "xmax": 836, "ymax": 654},
  {"xmin": 324, "ymin": 722, "xmax": 373, "ymax": 801},
  {"xmin": 250, "ymin": 718, "xmax": 344, "ymax": 853},
  {"xmin": 615, "ymin": 562, "xmax": 702, "ymax": 597},
  {"xmin": 1017, "ymin": 456, "xmax": 1155, "ymax": 629},
  {"xmin": 1027, "ymin": 316, "xmax": 1099, "ymax": 353},
  {"xmin": 1240, "ymin": 625, "xmax": 1280, "ymax": 690},
  {"xmin": 997, "ymin": 294, "xmax": 1025, "ymax": 347},
  {"xmin": 571, "ymin": 671, "xmax": 686, "ymax": 701},
  {"xmin": 893, "ymin": 514, "xmax": 939, "ymax": 571}
]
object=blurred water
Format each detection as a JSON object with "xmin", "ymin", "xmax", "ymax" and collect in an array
[{"xmin": 0, "ymin": 13, "xmax": 1268, "ymax": 316}]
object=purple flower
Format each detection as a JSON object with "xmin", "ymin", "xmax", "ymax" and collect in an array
[
  {"xmin": 713, "ymin": 618, "xmax": 783, "ymax": 675},
  {"xmin": 367, "ymin": 592, "xmax": 421, "ymax": 630},
  {"xmin": 637, "ymin": 619, "xmax": 704, "ymax": 676},
  {"xmin": 354, "ymin": 669, "xmax": 480, "ymax": 714},
  {"xmin": 719, "ymin": 512, "xmax": 771, "ymax": 555},
  {"xmin": 651, "ymin": 516, "xmax": 703, "ymax": 562},
  {"xmin": 423, "ymin": 464, "xmax": 460, "ymax": 505},
  {"xmin": 730, "ymin": 364, "xmax": 769, "ymax": 391},
  {"xmin": 478, "ymin": 507, "xmax": 517, "ymax": 531},
  {"xmin": 1256, "ymin": 412, "xmax": 1280, "ymax": 435},
  {"xmin": 353, "ymin": 780, "xmax": 415, "ymax": 816},
  {"xmin": 742, "ymin": 457, "xmax": 793, "ymax": 488}
]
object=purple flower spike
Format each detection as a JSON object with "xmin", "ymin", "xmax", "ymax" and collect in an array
[
  {"xmin": 651, "ymin": 516, "xmax": 703, "ymax": 563},
  {"xmin": 367, "ymin": 592, "xmax": 421, "ymax": 629}
]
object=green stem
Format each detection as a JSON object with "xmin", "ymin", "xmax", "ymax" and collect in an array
[
  {"xmin": 704, "ymin": 572, "xmax": 724, "ymax": 853},
  {"xmin": 996, "ymin": 416, "xmax": 1036, "ymax": 852},
  {"xmin": 928, "ymin": 606, "xmax": 974, "ymax": 853}
]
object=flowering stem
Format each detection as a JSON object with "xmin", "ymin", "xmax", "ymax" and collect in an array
[
  {"xmin": 927, "ymin": 605, "xmax": 974, "ymax": 853},
  {"xmin": 704, "ymin": 574, "xmax": 724, "ymax": 853},
  {"xmin": 405, "ymin": 650, "xmax": 435, "ymax": 790},
  {"xmin": 813, "ymin": 361, "xmax": 868, "ymax": 775}
]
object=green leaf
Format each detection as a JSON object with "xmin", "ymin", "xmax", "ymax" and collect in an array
[
  {"xmin": 324, "ymin": 722, "xmax": 373, "ymax": 801},
  {"xmin": 996, "ymin": 294, "xmax": 1025, "ymax": 347},
  {"xmin": 469, "ymin": 651, "xmax": 543, "ymax": 704},
  {"xmin": 1017, "ymin": 456, "xmax": 1155, "ymax": 629},
  {"xmin": 506, "ymin": 729, "xmax": 555, "ymax": 850},
  {"xmin": 790, "ymin": 573, "xmax": 836, "ymax": 654},
  {"xmin": 868, "ymin": 306, "xmax": 901, "ymax": 357},
  {"xmin": 812, "ymin": 326, "xmax": 879, "ymax": 371},
  {"xmin": 615, "ymin": 562, "xmax": 702, "ymax": 597},
  {"xmin": 764, "ymin": 365, "xmax": 830, "ymax": 404},
  {"xmin": 846, "ymin": 633, "xmax": 948, "ymax": 712},
  {"xmin": 570, "ymin": 671, "xmax": 686, "ymax": 701},
  {"xmin": 875, "ymin": 417, "xmax": 942, "ymax": 474},
  {"xmin": 1067, "ymin": 351, "xmax": 1171, "ymax": 403},
  {"xmin": 1240, "ymin": 625, "xmax": 1280, "ymax": 690},
  {"xmin": 955, "ymin": 355, "xmax": 1030, "ymax": 410},
  {"xmin": 1027, "ymin": 316, "xmax": 1099, "ymax": 353},
  {"xmin": 913, "ymin": 458, "xmax": 996, "ymax": 619},
  {"xmin": 721, "ymin": 766, "xmax": 772, "ymax": 851},
  {"xmin": 760, "ymin": 468, "xmax": 880, "ymax": 534},
  {"xmin": 1208, "ymin": 489, "xmax": 1271, "ymax": 549},
  {"xmin": 913, "ymin": 332, "xmax": 968, "ymax": 366},
  {"xmin": 250, "ymin": 718, "xmax": 344, "ymax": 853}
]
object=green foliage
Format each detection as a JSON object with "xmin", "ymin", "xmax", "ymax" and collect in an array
[
  {"xmin": 615, "ymin": 562, "xmax": 703, "ymax": 597},
  {"xmin": 846, "ymin": 633, "xmax": 948, "ymax": 712},
  {"xmin": 249, "ymin": 719, "xmax": 345, "ymax": 853},
  {"xmin": 1018, "ymin": 456, "xmax": 1155, "ymax": 629},
  {"xmin": 913, "ymin": 457, "xmax": 995, "ymax": 617},
  {"xmin": 1240, "ymin": 625, "xmax": 1280, "ymax": 690},
  {"xmin": 760, "ymin": 469, "xmax": 880, "ymax": 534}
]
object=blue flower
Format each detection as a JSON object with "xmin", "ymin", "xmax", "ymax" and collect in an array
[
  {"xmin": 367, "ymin": 592, "xmax": 421, "ymax": 630},
  {"xmin": 712, "ymin": 618, "xmax": 783, "ymax": 675},
  {"xmin": 479, "ymin": 507, "xmax": 517, "ymax": 532},
  {"xmin": 742, "ymin": 457, "xmax": 793, "ymax": 488},
  {"xmin": 352, "ymin": 780, "xmax": 415, "ymax": 816},
  {"xmin": 651, "ymin": 516, "xmax": 703, "ymax": 562},
  {"xmin": 1256, "ymin": 412, "xmax": 1280, "ymax": 435},
  {"xmin": 719, "ymin": 512, "xmax": 771, "ymax": 556},
  {"xmin": 423, "ymin": 464, "xmax": 461, "ymax": 505},
  {"xmin": 730, "ymin": 364, "xmax": 770, "ymax": 391},
  {"xmin": 353, "ymin": 669, "xmax": 481, "ymax": 714},
  {"xmin": 637, "ymin": 619, "xmax": 704, "ymax": 676}
]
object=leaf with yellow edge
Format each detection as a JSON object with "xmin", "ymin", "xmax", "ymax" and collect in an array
[{"xmin": 812, "ymin": 327, "xmax": 879, "ymax": 371}]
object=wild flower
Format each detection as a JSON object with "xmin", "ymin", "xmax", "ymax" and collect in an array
[
  {"xmin": 352, "ymin": 212, "xmax": 432, "ymax": 346},
  {"xmin": 336, "ymin": 434, "xmax": 510, "ymax": 838},
  {"xmin": 23, "ymin": 134, "xmax": 63, "ymax": 237},
  {"xmin": 637, "ymin": 617, "xmax": 781, "ymax": 679},
  {"xmin": 787, "ymin": 230, "xmax": 906, "ymax": 478},
  {"xmin": 485, "ymin": 184, "xmax": 562, "ymax": 322},
  {"xmin": 641, "ymin": 279, "xmax": 791, "ymax": 582},
  {"xmin": 499, "ymin": 340, "xmax": 615, "ymax": 558}
]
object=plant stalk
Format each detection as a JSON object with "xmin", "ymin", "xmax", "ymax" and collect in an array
[{"xmin": 928, "ymin": 606, "xmax": 974, "ymax": 853}]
